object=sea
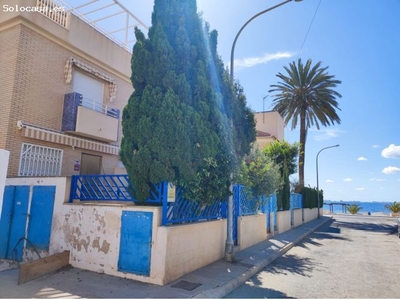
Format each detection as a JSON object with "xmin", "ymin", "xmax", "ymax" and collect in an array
[{"xmin": 323, "ymin": 200, "xmax": 392, "ymax": 215}]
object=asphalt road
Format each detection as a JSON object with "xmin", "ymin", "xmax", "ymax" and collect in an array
[{"xmin": 226, "ymin": 215, "xmax": 400, "ymax": 299}]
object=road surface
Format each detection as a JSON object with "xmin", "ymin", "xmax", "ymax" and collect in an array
[{"xmin": 226, "ymin": 215, "xmax": 400, "ymax": 298}]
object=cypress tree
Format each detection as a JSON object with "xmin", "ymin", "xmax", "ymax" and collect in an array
[{"xmin": 120, "ymin": 0, "xmax": 256, "ymax": 203}]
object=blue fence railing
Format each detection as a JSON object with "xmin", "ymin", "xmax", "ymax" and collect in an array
[
  {"xmin": 261, "ymin": 194, "xmax": 278, "ymax": 233},
  {"xmin": 234, "ymin": 185, "xmax": 260, "ymax": 216},
  {"xmin": 161, "ymin": 185, "xmax": 226, "ymax": 226},
  {"xmin": 69, "ymin": 175, "xmax": 165, "ymax": 204},
  {"xmin": 290, "ymin": 193, "xmax": 303, "ymax": 226},
  {"xmin": 290, "ymin": 193, "xmax": 303, "ymax": 209},
  {"xmin": 69, "ymin": 174, "xmax": 281, "ymax": 237}
]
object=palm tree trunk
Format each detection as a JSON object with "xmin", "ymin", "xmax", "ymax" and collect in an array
[{"xmin": 298, "ymin": 111, "xmax": 307, "ymax": 189}]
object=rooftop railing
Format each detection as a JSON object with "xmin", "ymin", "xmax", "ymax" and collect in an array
[{"xmin": 37, "ymin": 0, "xmax": 70, "ymax": 29}]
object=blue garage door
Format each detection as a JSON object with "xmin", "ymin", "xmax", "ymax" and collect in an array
[{"xmin": 118, "ymin": 211, "xmax": 152, "ymax": 276}]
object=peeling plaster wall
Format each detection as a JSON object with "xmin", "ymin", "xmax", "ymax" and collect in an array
[
  {"xmin": 238, "ymin": 214, "xmax": 266, "ymax": 250},
  {"xmin": 52, "ymin": 204, "xmax": 168, "ymax": 285}
]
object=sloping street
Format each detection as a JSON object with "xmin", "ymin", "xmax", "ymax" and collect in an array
[{"xmin": 227, "ymin": 215, "xmax": 400, "ymax": 299}]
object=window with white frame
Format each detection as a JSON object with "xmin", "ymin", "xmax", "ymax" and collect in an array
[
  {"xmin": 19, "ymin": 143, "xmax": 63, "ymax": 176},
  {"xmin": 73, "ymin": 70, "xmax": 105, "ymax": 113}
]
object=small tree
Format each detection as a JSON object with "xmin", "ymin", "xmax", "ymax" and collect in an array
[
  {"xmin": 120, "ymin": 0, "xmax": 256, "ymax": 203},
  {"xmin": 264, "ymin": 141, "xmax": 299, "ymax": 210},
  {"xmin": 346, "ymin": 204, "xmax": 362, "ymax": 215},
  {"xmin": 385, "ymin": 201, "xmax": 400, "ymax": 213},
  {"xmin": 237, "ymin": 145, "xmax": 281, "ymax": 202}
]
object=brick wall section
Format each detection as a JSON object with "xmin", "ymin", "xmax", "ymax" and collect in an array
[
  {"xmin": 0, "ymin": 24, "xmax": 132, "ymax": 176},
  {"xmin": 0, "ymin": 26, "xmax": 19, "ymax": 150}
]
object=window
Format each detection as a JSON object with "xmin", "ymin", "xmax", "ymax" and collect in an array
[
  {"xmin": 73, "ymin": 70, "xmax": 105, "ymax": 113},
  {"xmin": 18, "ymin": 143, "xmax": 63, "ymax": 176}
]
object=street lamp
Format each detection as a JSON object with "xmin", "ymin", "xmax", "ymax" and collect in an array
[
  {"xmin": 316, "ymin": 144, "xmax": 340, "ymax": 218},
  {"xmin": 225, "ymin": 0, "xmax": 302, "ymax": 262}
]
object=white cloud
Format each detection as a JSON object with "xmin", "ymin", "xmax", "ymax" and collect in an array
[
  {"xmin": 372, "ymin": 145, "xmax": 380, "ymax": 148},
  {"xmin": 344, "ymin": 178, "xmax": 353, "ymax": 182},
  {"xmin": 370, "ymin": 178, "xmax": 386, "ymax": 182},
  {"xmin": 313, "ymin": 129, "xmax": 344, "ymax": 141},
  {"xmin": 326, "ymin": 179, "xmax": 334, "ymax": 183},
  {"xmin": 382, "ymin": 144, "xmax": 400, "ymax": 159},
  {"xmin": 382, "ymin": 166, "xmax": 400, "ymax": 174},
  {"xmin": 356, "ymin": 187, "xmax": 365, "ymax": 191},
  {"xmin": 357, "ymin": 156, "xmax": 367, "ymax": 161},
  {"xmin": 234, "ymin": 52, "xmax": 294, "ymax": 69}
]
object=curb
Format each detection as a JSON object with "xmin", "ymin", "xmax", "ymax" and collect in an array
[{"xmin": 194, "ymin": 216, "xmax": 332, "ymax": 298}]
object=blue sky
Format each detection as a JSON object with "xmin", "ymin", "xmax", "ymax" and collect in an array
[{"xmin": 63, "ymin": 0, "xmax": 400, "ymax": 202}]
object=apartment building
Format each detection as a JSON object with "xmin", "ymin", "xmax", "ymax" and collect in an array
[
  {"xmin": 0, "ymin": 0, "xmax": 138, "ymax": 177},
  {"xmin": 254, "ymin": 111, "xmax": 285, "ymax": 148}
]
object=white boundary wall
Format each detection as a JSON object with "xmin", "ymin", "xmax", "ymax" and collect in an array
[
  {"xmin": 1, "ymin": 176, "xmax": 321, "ymax": 285},
  {"xmin": 0, "ymin": 150, "xmax": 10, "ymax": 218},
  {"xmin": 276, "ymin": 210, "xmax": 291, "ymax": 234},
  {"xmin": 303, "ymin": 208, "xmax": 318, "ymax": 223},
  {"xmin": 238, "ymin": 214, "xmax": 266, "ymax": 249},
  {"xmin": 293, "ymin": 209, "xmax": 303, "ymax": 227},
  {"xmin": 52, "ymin": 203, "xmax": 226, "ymax": 285},
  {"xmin": 2, "ymin": 176, "xmax": 228, "ymax": 285}
]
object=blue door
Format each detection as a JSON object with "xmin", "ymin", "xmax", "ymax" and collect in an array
[
  {"xmin": 27, "ymin": 186, "xmax": 56, "ymax": 250},
  {"xmin": 0, "ymin": 186, "xmax": 15, "ymax": 259},
  {"xmin": 0, "ymin": 186, "xmax": 30, "ymax": 261},
  {"xmin": 118, "ymin": 211, "xmax": 152, "ymax": 276}
]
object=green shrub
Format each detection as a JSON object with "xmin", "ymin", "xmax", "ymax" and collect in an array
[
  {"xmin": 384, "ymin": 201, "xmax": 400, "ymax": 213},
  {"xmin": 301, "ymin": 187, "xmax": 323, "ymax": 209},
  {"xmin": 346, "ymin": 204, "xmax": 362, "ymax": 215}
]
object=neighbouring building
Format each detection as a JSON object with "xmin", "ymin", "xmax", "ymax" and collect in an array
[
  {"xmin": 254, "ymin": 111, "xmax": 285, "ymax": 148},
  {"xmin": 0, "ymin": 0, "xmax": 143, "ymax": 178}
]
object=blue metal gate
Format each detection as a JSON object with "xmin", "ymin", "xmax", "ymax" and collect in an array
[
  {"xmin": 26, "ymin": 186, "xmax": 56, "ymax": 250},
  {"xmin": 0, "ymin": 186, "xmax": 30, "ymax": 261},
  {"xmin": 118, "ymin": 211, "xmax": 153, "ymax": 276}
]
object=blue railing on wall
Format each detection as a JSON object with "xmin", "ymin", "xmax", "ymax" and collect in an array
[
  {"xmin": 261, "ymin": 194, "xmax": 278, "ymax": 233},
  {"xmin": 290, "ymin": 193, "xmax": 303, "ymax": 209},
  {"xmin": 161, "ymin": 185, "xmax": 226, "ymax": 226},
  {"xmin": 234, "ymin": 185, "xmax": 260, "ymax": 216},
  {"xmin": 69, "ymin": 175, "xmax": 165, "ymax": 204},
  {"xmin": 69, "ymin": 175, "xmax": 279, "ymax": 235}
]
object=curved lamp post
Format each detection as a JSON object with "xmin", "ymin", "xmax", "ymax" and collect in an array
[
  {"xmin": 316, "ymin": 144, "xmax": 340, "ymax": 218},
  {"xmin": 225, "ymin": 0, "xmax": 302, "ymax": 262}
]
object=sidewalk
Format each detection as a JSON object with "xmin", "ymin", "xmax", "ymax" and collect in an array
[{"xmin": 0, "ymin": 216, "xmax": 332, "ymax": 299}]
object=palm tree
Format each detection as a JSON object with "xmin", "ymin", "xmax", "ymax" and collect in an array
[
  {"xmin": 346, "ymin": 204, "xmax": 362, "ymax": 215},
  {"xmin": 385, "ymin": 201, "xmax": 400, "ymax": 214},
  {"xmin": 269, "ymin": 59, "xmax": 342, "ymax": 190}
]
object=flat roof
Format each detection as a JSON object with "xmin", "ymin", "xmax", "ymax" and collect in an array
[{"xmin": 58, "ymin": 0, "xmax": 149, "ymax": 52}]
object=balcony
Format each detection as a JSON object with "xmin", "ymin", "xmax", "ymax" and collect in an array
[{"xmin": 62, "ymin": 92, "xmax": 119, "ymax": 143}]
